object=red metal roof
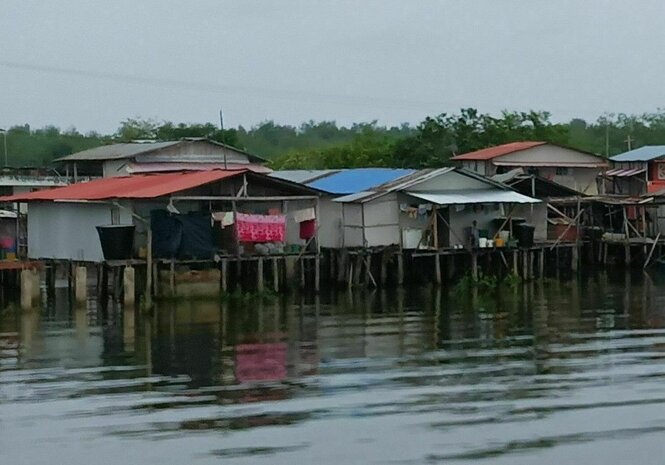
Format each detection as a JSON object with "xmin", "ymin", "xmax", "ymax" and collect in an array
[
  {"xmin": 0, "ymin": 170, "xmax": 245, "ymax": 202},
  {"xmin": 451, "ymin": 141, "xmax": 547, "ymax": 161}
]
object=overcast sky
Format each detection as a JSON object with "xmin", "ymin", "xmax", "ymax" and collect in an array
[{"xmin": 2, "ymin": 0, "xmax": 665, "ymax": 133}]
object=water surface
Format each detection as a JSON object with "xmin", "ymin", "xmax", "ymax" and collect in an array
[{"xmin": 2, "ymin": 272, "xmax": 665, "ymax": 464}]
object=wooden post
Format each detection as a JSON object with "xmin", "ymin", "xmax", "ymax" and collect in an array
[
  {"xmin": 300, "ymin": 258, "xmax": 306, "ymax": 289},
  {"xmin": 169, "ymin": 258, "xmax": 176, "ymax": 297},
  {"xmin": 364, "ymin": 254, "xmax": 372, "ymax": 287},
  {"xmin": 625, "ymin": 244, "xmax": 631, "ymax": 265},
  {"xmin": 522, "ymin": 251, "xmax": 528, "ymax": 280},
  {"xmin": 512, "ymin": 250, "xmax": 518, "ymax": 274},
  {"xmin": 434, "ymin": 253, "xmax": 441, "ymax": 285},
  {"xmin": 145, "ymin": 227, "xmax": 153, "ymax": 309},
  {"xmin": 20, "ymin": 269, "xmax": 35, "ymax": 310},
  {"xmin": 397, "ymin": 253, "xmax": 404, "ymax": 286},
  {"xmin": 353, "ymin": 254, "xmax": 362, "ymax": 286},
  {"xmin": 315, "ymin": 255, "xmax": 321, "ymax": 292},
  {"xmin": 123, "ymin": 266, "xmax": 135, "ymax": 306},
  {"xmin": 471, "ymin": 252, "xmax": 478, "ymax": 281},
  {"xmin": 529, "ymin": 250, "xmax": 535, "ymax": 280},
  {"xmin": 75, "ymin": 265, "xmax": 87, "ymax": 305},
  {"xmin": 380, "ymin": 251, "xmax": 388, "ymax": 287},
  {"xmin": 272, "ymin": 258, "xmax": 279, "ymax": 292},
  {"xmin": 572, "ymin": 245, "xmax": 579, "ymax": 272},
  {"xmin": 221, "ymin": 258, "xmax": 228, "ymax": 292},
  {"xmin": 539, "ymin": 249, "xmax": 545, "ymax": 278},
  {"xmin": 257, "ymin": 257, "xmax": 264, "ymax": 292}
]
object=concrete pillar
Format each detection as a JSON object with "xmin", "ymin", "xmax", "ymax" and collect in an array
[
  {"xmin": 75, "ymin": 266, "xmax": 87, "ymax": 305},
  {"xmin": 123, "ymin": 266, "xmax": 135, "ymax": 307},
  {"xmin": 20, "ymin": 269, "xmax": 37, "ymax": 310}
]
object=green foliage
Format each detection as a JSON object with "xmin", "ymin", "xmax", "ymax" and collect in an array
[{"xmin": 10, "ymin": 107, "xmax": 665, "ymax": 168}]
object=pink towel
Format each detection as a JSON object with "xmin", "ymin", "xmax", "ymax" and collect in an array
[{"xmin": 235, "ymin": 213, "xmax": 286, "ymax": 242}]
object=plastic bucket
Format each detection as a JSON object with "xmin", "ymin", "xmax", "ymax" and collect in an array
[
  {"xmin": 96, "ymin": 225, "xmax": 135, "ymax": 260},
  {"xmin": 478, "ymin": 237, "xmax": 488, "ymax": 248}
]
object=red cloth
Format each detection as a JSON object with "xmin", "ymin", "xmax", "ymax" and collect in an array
[
  {"xmin": 235, "ymin": 343, "xmax": 287, "ymax": 382},
  {"xmin": 235, "ymin": 213, "xmax": 286, "ymax": 242},
  {"xmin": 299, "ymin": 219, "xmax": 316, "ymax": 239}
]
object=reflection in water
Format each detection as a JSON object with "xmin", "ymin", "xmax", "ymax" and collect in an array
[{"xmin": 2, "ymin": 272, "xmax": 665, "ymax": 464}]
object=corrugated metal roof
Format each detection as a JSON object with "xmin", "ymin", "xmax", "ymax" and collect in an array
[
  {"xmin": 605, "ymin": 167, "xmax": 647, "ymax": 177},
  {"xmin": 0, "ymin": 170, "xmax": 245, "ymax": 202},
  {"xmin": 452, "ymin": 141, "xmax": 547, "ymax": 161},
  {"xmin": 54, "ymin": 141, "xmax": 181, "ymax": 161},
  {"xmin": 333, "ymin": 191, "xmax": 377, "ymax": 203},
  {"xmin": 54, "ymin": 138, "xmax": 266, "ymax": 163},
  {"xmin": 610, "ymin": 146, "xmax": 665, "ymax": 162},
  {"xmin": 306, "ymin": 168, "xmax": 415, "ymax": 194},
  {"xmin": 269, "ymin": 170, "xmax": 340, "ymax": 184},
  {"xmin": 126, "ymin": 162, "xmax": 271, "ymax": 174},
  {"xmin": 406, "ymin": 189, "xmax": 540, "ymax": 205}
]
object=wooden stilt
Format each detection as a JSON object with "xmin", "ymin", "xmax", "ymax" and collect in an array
[
  {"xmin": 257, "ymin": 257, "xmax": 264, "ymax": 292},
  {"xmin": 315, "ymin": 255, "xmax": 321, "ymax": 292},
  {"xmin": 539, "ymin": 249, "xmax": 545, "ymax": 278},
  {"xmin": 221, "ymin": 259, "xmax": 228, "ymax": 293},
  {"xmin": 471, "ymin": 252, "xmax": 478, "ymax": 281},
  {"xmin": 272, "ymin": 258, "xmax": 279, "ymax": 292},
  {"xmin": 169, "ymin": 259, "xmax": 176, "ymax": 297},
  {"xmin": 572, "ymin": 246, "xmax": 579, "ymax": 272},
  {"xmin": 434, "ymin": 253, "xmax": 441, "ymax": 285},
  {"xmin": 625, "ymin": 244, "xmax": 631, "ymax": 266},
  {"xmin": 353, "ymin": 254, "xmax": 362, "ymax": 286},
  {"xmin": 300, "ymin": 258, "xmax": 306, "ymax": 289},
  {"xmin": 364, "ymin": 254, "xmax": 372, "ymax": 287},
  {"xmin": 380, "ymin": 251, "xmax": 388, "ymax": 287},
  {"xmin": 512, "ymin": 251, "xmax": 518, "ymax": 275},
  {"xmin": 529, "ymin": 251, "xmax": 535, "ymax": 280},
  {"xmin": 397, "ymin": 253, "xmax": 404, "ymax": 286}
]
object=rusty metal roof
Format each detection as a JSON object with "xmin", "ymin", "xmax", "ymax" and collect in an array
[
  {"xmin": 0, "ymin": 170, "xmax": 245, "ymax": 202},
  {"xmin": 451, "ymin": 141, "xmax": 547, "ymax": 160}
]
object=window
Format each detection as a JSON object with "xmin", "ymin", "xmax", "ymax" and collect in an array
[{"xmin": 556, "ymin": 167, "xmax": 570, "ymax": 176}]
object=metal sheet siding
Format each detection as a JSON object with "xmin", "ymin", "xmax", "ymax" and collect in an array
[{"xmin": 28, "ymin": 203, "xmax": 133, "ymax": 262}]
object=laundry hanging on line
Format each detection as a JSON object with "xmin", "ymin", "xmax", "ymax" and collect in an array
[
  {"xmin": 299, "ymin": 219, "xmax": 316, "ymax": 239},
  {"xmin": 211, "ymin": 211, "xmax": 235, "ymax": 227},
  {"xmin": 235, "ymin": 213, "xmax": 286, "ymax": 242},
  {"xmin": 292, "ymin": 207, "xmax": 316, "ymax": 223}
]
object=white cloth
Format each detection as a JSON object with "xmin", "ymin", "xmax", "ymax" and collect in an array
[
  {"xmin": 292, "ymin": 207, "xmax": 316, "ymax": 223},
  {"xmin": 212, "ymin": 211, "xmax": 235, "ymax": 227}
]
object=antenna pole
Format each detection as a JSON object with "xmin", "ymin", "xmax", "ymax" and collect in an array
[{"xmin": 220, "ymin": 108, "xmax": 227, "ymax": 170}]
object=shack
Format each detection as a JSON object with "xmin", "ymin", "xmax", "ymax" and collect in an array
[
  {"xmin": 0, "ymin": 170, "xmax": 320, "ymax": 263},
  {"xmin": 53, "ymin": 138, "xmax": 268, "ymax": 179},
  {"xmin": 493, "ymin": 169, "xmax": 585, "ymax": 243},
  {"xmin": 607, "ymin": 145, "xmax": 665, "ymax": 195},
  {"xmin": 334, "ymin": 167, "xmax": 540, "ymax": 250},
  {"xmin": 451, "ymin": 141, "xmax": 608, "ymax": 194},
  {"xmin": 270, "ymin": 168, "xmax": 415, "ymax": 248}
]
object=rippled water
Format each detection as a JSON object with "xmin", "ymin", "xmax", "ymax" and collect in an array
[{"xmin": 2, "ymin": 272, "xmax": 665, "ymax": 464}]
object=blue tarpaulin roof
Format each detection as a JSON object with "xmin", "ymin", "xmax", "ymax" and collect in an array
[
  {"xmin": 306, "ymin": 168, "xmax": 415, "ymax": 194},
  {"xmin": 611, "ymin": 145, "xmax": 665, "ymax": 162}
]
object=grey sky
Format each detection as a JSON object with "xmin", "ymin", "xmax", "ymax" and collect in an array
[{"xmin": 2, "ymin": 0, "xmax": 665, "ymax": 133}]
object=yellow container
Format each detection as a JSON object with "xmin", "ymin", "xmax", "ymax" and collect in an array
[{"xmin": 494, "ymin": 238, "xmax": 505, "ymax": 248}]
